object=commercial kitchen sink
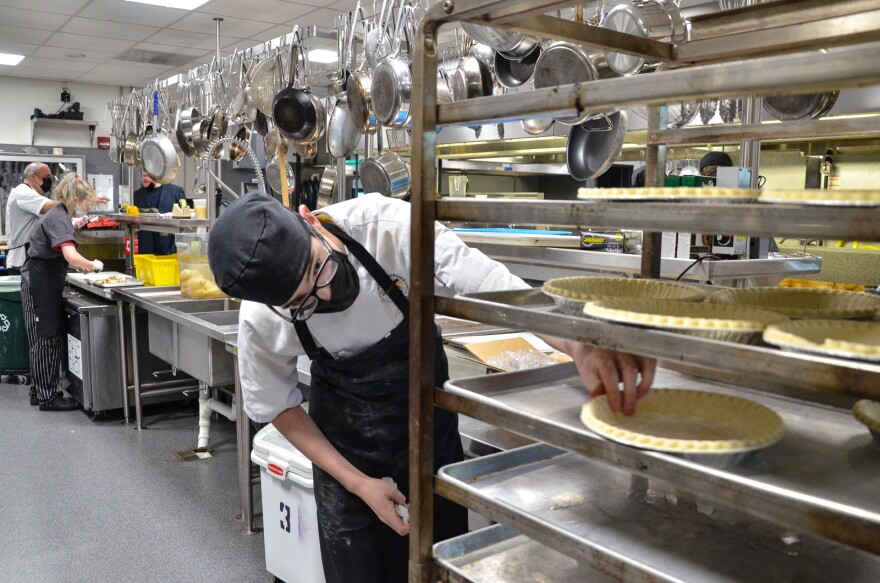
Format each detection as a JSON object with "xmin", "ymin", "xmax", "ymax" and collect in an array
[{"xmin": 115, "ymin": 287, "xmax": 241, "ymax": 387}]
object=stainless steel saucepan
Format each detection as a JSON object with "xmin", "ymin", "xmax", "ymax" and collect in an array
[{"xmin": 566, "ymin": 110, "xmax": 628, "ymax": 180}]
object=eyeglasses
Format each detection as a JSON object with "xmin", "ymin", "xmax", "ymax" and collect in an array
[{"xmin": 268, "ymin": 224, "xmax": 339, "ymax": 323}]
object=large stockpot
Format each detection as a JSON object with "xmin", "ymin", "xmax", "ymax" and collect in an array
[
  {"xmin": 602, "ymin": 0, "xmax": 688, "ymax": 76},
  {"xmin": 361, "ymin": 149, "xmax": 410, "ymax": 199},
  {"xmin": 566, "ymin": 110, "xmax": 629, "ymax": 180},
  {"xmin": 461, "ymin": 21, "xmax": 540, "ymax": 59}
]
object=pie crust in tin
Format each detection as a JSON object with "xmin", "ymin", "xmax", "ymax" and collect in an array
[
  {"xmin": 583, "ymin": 299, "xmax": 787, "ymax": 344},
  {"xmin": 577, "ymin": 187, "xmax": 760, "ymax": 203},
  {"xmin": 759, "ymin": 189, "xmax": 880, "ymax": 206},
  {"xmin": 852, "ymin": 400, "xmax": 880, "ymax": 443},
  {"xmin": 542, "ymin": 277, "xmax": 705, "ymax": 317},
  {"xmin": 581, "ymin": 389, "xmax": 784, "ymax": 456},
  {"xmin": 764, "ymin": 319, "xmax": 880, "ymax": 362},
  {"xmin": 709, "ymin": 287, "xmax": 880, "ymax": 320}
]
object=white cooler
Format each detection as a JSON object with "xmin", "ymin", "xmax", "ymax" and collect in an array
[{"xmin": 251, "ymin": 424, "xmax": 326, "ymax": 583}]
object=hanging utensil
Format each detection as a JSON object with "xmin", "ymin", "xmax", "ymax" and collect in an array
[
  {"xmin": 763, "ymin": 91, "xmax": 839, "ymax": 121},
  {"xmin": 293, "ymin": 139, "xmax": 318, "ymax": 160},
  {"xmin": 251, "ymin": 43, "xmax": 285, "ymax": 116},
  {"xmin": 372, "ymin": 3, "xmax": 414, "ymax": 128},
  {"xmin": 364, "ymin": 0, "xmax": 393, "ymax": 70},
  {"xmin": 327, "ymin": 94, "xmax": 361, "ymax": 159},
  {"xmin": 140, "ymin": 89, "xmax": 181, "ymax": 184},
  {"xmin": 719, "ymin": 98, "xmax": 741, "ymax": 124},
  {"xmin": 273, "ymin": 27, "xmax": 316, "ymax": 140},
  {"xmin": 318, "ymin": 157, "xmax": 338, "ymax": 204},
  {"xmin": 533, "ymin": 42, "xmax": 606, "ymax": 125},
  {"xmin": 461, "ymin": 21, "xmax": 539, "ymax": 59},
  {"xmin": 699, "ymin": 100, "xmax": 718, "ymax": 125},
  {"xmin": 347, "ymin": 2, "xmax": 378, "ymax": 136},
  {"xmin": 494, "ymin": 45, "xmax": 542, "ymax": 89},
  {"xmin": 229, "ymin": 124, "xmax": 253, "ymax": 162},
  {"xmin": 566, "ymin": 111, "xmax": 629, "ymax": 180},
  {"xmin": 521, "ymin": 117, "xmax": 555, "ymax": 135}
]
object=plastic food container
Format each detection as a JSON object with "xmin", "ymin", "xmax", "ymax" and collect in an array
[{"xmin": 175, "ymin": 232, "xmax": 226, "ymax": 299}]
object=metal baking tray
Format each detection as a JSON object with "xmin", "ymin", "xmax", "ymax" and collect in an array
[
  {"xmin": 437, "ymin": 289, "xmax": 880, "ymax": 404},
  {"xmin": 434, "ymin": 524, "xmax": 615, "ymax": 583},
  {"xmin": 438, "ymin": 444, "xmax": 880, "ymax": 582},
  {"xmin": 439, "ymin": 364, "xmax": 880, "ymax": 556}
]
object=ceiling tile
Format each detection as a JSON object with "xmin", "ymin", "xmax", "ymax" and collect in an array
[
  {"xmin": 1, "ymin": 7, "xmax": 71, "ymax": 32},
  {"xmin": 61, "ymin": 17, "xmax": 160, "ymax": 41},
  {"xmin": 146, "ymin": 29, "xmax": 216, "ymax": 49},
  {"xmin": 0, "ymin": 41, "xmax": 42, "ymax": 57},
  {"xmin": 45, "ymin": 32, "xmax": 137, "ymax": 53},
  {"xmin": 8, "ymin": 67, "xmax": 82, "ymax": 81},
  {"xmin": 171, "ymin": 12, "xmax": 276, "ymax": 38},
  {"xmin": 0, "ymin": 0, "xmax": 90, "ymax": 16},
  {"xmin": 78, "ymin": 0, "xmax": 188, "ymax": 28},
  {"xmin": 248, "ymin": 25, "xmax": 295, "ymax": 44},
  {"xmin": 32, "ymin": 45, "xmax": 119, "ymax": 63},
  {"xmin": 20, "ymin": 56, "xmax": 96, "ymax": 73},
  {"xmin": 0, "ymin": 25, "xmax": 54, "ymax": 45},
  {"xmin": 329, "ymin": 0, "xmax": 359, "ymax": 11},
  {"xmin": 132, "ymin": 42, "xmax": 209, "ymax": 59},
  {"xmin": 187, "ymin": 35, "xmax": 243, "ymax": 51},
  {"xmin": 101, "ymin": 60, "xmax": 173, "ymax": 73},
  {"xmin": 203, "ymin": 0, "xmax": 319, "ymax": 23},
  {"xmin": 76, "ymin": 72, "xmax": 142, "ymax": 87},
  {"xmin": 287, "ymin": 8, "xmax": 337, "ymax": 27},
  {"xmin": 0, "ymin": 65, "xmax": 14, "ymax": 76}
]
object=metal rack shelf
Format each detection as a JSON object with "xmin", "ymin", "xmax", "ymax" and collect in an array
[
  {"xmin": 438, "ymin": 289, "xmax": 880, "ymax": 405},
  {"xmin": 438, "ymin": 366, "xmax": 880, "ymax": 560},
  {"xmin": 410, "ymin": 1, "xmax": 880, "ymax": 581},
  {"xmin": 438, "ymin": 199, "xmax": 880, "ymax": 241}
]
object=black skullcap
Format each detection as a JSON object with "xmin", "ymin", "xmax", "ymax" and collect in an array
[
  {"xmin": 699, "ymin": 151, "xmax": 733, "ymax": 172},
  {"xmin": 208, "ymin": 193, "xmax": 311, "ymax": 305}
]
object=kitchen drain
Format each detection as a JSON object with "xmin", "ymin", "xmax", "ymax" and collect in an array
[{"xmin": 174, "ymin": 447, "xmax": 214, "ymax": 462}]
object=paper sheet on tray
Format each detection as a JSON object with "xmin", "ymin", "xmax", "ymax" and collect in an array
[{"xmin": 447, "ymin": 332, "xmax": 553, "ymax": 353}]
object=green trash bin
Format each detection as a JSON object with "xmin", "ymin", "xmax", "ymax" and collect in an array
[{"xmin": 0, "ymin": 276, "xmax": 30, "ymax": 374}]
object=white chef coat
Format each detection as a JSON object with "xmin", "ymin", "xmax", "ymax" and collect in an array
[
  {"xmin": 6, "ymin": 183, "xmax": 49, "ymax": 268},
  {"xmin": 238, "ymin": 193, "xmax": 530, "ymax": 423}
]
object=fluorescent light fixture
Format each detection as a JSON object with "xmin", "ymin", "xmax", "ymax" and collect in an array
[
  {"xmin": 0, "ymin": 53, "xmax": 25, "ymax": 66},
  {"xmin": 308, "ymin": 49, "xmax": 338, "ymax": 64},
  {"xmin": 124, "ymin": 0, "xmax": 211, "ymax": 10}
]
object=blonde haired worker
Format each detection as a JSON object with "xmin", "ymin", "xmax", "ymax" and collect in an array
[{"xmin": 22, "ymin": 174, "xmax": 103, "ymax": 411}]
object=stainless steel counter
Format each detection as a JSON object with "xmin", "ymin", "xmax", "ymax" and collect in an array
[{"xmin": 105, "ymin": 214, "xmax": 210, "ymax": 235}]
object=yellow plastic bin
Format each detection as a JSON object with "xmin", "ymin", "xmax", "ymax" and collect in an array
[
  {"xmin": 147, "ymin": 257, "xmax": 180, "ymax": 286},
  {"xmin": 132, "ymin": 254, "xmax": 155, "ymax": 282}
]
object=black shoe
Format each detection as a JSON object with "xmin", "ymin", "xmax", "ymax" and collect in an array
[
  {"xmin": 30, "ymin": 388, "xmax": 63, "ymax": 406},
  {"xmin": 38, "ymin": 396, "xmax": 79, "ymax": 412}
]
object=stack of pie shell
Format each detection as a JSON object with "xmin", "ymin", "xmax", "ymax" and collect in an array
[
  {"xmin": 709, "ymin": 287, "xmax": 880, "ymax": 320},
  {"xmin": 582, "ymin": 298, "xmax": 788, "ymax": 344},
  {"xmin": 542, "ymin": 277, "xmax": 706, "ymax": 317}
]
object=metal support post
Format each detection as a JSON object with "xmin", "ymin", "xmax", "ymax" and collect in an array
[
  {"xmin": 642, "ymin": 105, "xmax": 668, "ymax": 279},
  {"xmin": 129, "ymin": 303, "xmax": 144, "ymax": 430},
  {"xmin": 117, "ymin": 299, "xmax": 130, "ymax": 424},
  {"xmin": 234, "ymin": 351, "xmax": 258, "ymax": 535}
]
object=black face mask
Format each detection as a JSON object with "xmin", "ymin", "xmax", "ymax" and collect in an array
[
  {"xmin": 146, "ymin": 182, "xmax": 157, "ymax": 191},
  {"xmin": 313, "ymin": 250, "xmax": 360, "ymax": 314},
  {"xmin": 39, "ymin": 176, "xmax": 53, "ymax": 194}
]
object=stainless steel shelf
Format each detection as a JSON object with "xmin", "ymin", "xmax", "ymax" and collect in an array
[
  {"xmin": 434, "ymin": 524, "xmax": 614, "ymax": 583},
  {"xmin": 438, "ymin": 199, "xmax": 880, "ymax": 241},
  {"xmin": 434, "ymin": 42, "xmax": 880, "ymax": 127},
  {"xmin": 438, "ymin": 289, "xmax": 880, "ymax": 404},
  {"xmin": 105, "ymin": 214, "xmax": 210, "ymax": 235},
  {"xmin": 461, "ymin": 243, "xmax": 821, "ymax": 282},
  {"xmin": 437, "ymin": 444, "xmax": 880, "ymax": 582},
  {"xmin": 31, "ymin": 118, "xmax": 98, "ymax": 146},
  {"xmin": 438, "ymin": 365, "xmax": 880, "ymax": 558}
]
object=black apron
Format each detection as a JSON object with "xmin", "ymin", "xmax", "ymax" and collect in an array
[
  {"xmin": 25, "ymin": 255, "xmax": 68, "ymax": 338},
  {"xmin": 293, "ymin": 224, "xmax": 467, "ymax": 583}
]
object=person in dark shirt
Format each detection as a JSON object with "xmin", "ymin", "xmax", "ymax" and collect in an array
[
  {"xmin": 133, "ymin": 173, "xmax": 184, "ymax": 255},
  {"xmin": 22, "ymin": 174, "xmax": 103, "ymax": 411}
]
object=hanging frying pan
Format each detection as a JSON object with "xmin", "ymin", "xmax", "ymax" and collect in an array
[
  {"xmin": 763, "ymin": 91, "xmax": 839, "ymax": 121},
  {"xmin": 273, "ymin": 29, "xmax": 317, "ymax": 140},
  {"xmin": 533, "ymin": 42, "xmax": 602, "ymax": 125},
  {"xmin": 566, "ymin": 110, "xmax": 629, "ymax": 180},
  {"xmin": 494, "ymin": 45, "xmax": 541, "ymax": 89}
]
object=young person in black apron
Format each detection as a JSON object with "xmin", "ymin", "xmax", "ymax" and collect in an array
[
  {"xmin": 21, "ymin": 174, "xmax": 103, "ymax": 411},
  {"xmin": 208, "ymin": 194, "xmax": 655, "ymax": 582}
]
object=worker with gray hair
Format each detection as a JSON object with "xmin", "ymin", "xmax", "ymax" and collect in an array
[{"xmin": 6, "ymin": 162, "xmax": 58, "ymax": 273}]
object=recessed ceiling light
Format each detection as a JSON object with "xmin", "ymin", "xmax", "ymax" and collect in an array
[
  {"xmin": 65, "ymin": 53, "xmax": 87, "ymax": 59},
  {"xmin": 308, "ymin": 49, "xmax": 338, "ymax": 64},
  {"xmin": 0, "ymin": 52, "xmax": 25, "ymax": 66},
  {"xmin": 124, "ymin": 0, "xmax": 211, "ymax": 10}
]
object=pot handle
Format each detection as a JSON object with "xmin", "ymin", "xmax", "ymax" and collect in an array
[{"xmin": 286, "ymin": 25, "xmax": 301, "ymax": 89}]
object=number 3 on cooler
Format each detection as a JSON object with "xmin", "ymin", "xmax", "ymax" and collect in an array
[{"xmin": 280, "ymin": 502, "xmax": 291, "ymax": 533}]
